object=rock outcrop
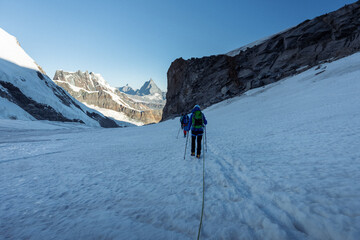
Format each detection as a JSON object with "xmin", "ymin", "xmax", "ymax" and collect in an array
[
  {"xmin": 53, "ymin": 71, "xmax": 162, "ymax": 125},
  {"xmin": 162, "ymin": 2, "xmax": 360, "ymax": 120}
]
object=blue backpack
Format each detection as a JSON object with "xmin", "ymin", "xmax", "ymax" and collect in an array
[{"xmin": 181, "ymin": 115, "xmax": 189, "ymax": 124}]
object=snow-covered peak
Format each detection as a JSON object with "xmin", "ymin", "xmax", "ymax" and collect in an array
[
  {"xmin": 53, "ymin": 70, "xmax": 115, "ymax": 92},
  {"xmin": 0, "ymin": 28, "xmax": 40, "ymax": 71},
  {"xmin": 118, "ymin": 79, "xmax": 165, "ymax": 100},
  {"xmin": 118, "ymin": 84, "xmax": 136, "ymax": 95},
  {"xmin": 92, "ymin": 72, "xmax": 112, "ymax": 90},
  {"xmin": 137, "ymin": 78, "xmax": 163, "ymax": 96}
]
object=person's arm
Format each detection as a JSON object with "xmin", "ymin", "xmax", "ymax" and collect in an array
[{"xmin": 203, "ymin": 114, "xmax": 207, "ymax": 125}]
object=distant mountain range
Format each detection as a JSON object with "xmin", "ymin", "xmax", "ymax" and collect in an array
[
  {"xmin": 118, "ymin": 79, "xmax": 166, "ymax": 100},
  {"xmin": 0, "ymin": 28, "xmax": 120, "ymax": 128},
  {"xmin": 53, "ymin": 71, "xmax": 165, "ymax": 125}
]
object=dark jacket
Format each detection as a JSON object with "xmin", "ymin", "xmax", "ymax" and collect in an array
[
  {"xmin": 180, "ymin": 115, "xmax": 189, "ymax": 124},
  {"xmin": 185, "ymin": 106, "xmax": 207, "ymax": 133}
]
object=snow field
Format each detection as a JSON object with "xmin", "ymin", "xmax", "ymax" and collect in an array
[
  {"xmin": 202, "ymin": 53, "xmax": 360, "ymax": 239},
  {"xmin": 0, "ymin": 121, "xmax": 205, "ymax": 239},
  {"xmin": 1, "ymin": 53, "xmax": 360, "ymax": 239}
]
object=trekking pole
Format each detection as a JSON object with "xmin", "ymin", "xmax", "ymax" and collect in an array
[
  {"xmin": 203, "ymin": 130, "xmax": 205, "ymax": 159},
  {"xmin": 205, "ymin": 126, "xmax": 207, "ymax": 152},
  {"xmin": 183, "ymin": 132, "xmax": 189, "ymax": 160},
  {"xmin": 176, "ymin": 126, "xmax": 181, "ymax": 139}
]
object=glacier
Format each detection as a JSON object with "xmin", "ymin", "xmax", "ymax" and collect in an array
[{"xmin": 1, "ymin": 52, "xmax": 360, "ymax": 239}]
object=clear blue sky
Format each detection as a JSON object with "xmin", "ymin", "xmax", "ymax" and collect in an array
[{"xmin": 0, "ymin": 0, "xmax": 355, "ymax": 90}]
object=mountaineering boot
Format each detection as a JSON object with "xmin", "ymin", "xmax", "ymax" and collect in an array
[
  {"xmin": 191, "ymin": 152, "xmax": 195, "ymax": 156},
  {"xmin": 196, "ymin": 154, "xmax": 200, "ymax": 159}
]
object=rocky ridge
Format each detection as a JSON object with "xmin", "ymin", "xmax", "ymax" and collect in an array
[
  {"xmin": 53, "ymin": 71, "xmax": 163, "ymax": 125},
  {"xmin": 162, "ymin": 2, "xmax": 360, "ymax": 120}
]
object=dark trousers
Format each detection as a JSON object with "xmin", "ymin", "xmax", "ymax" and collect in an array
[{"xmin": 191, "ymin": 134, "xmax": 203, "ymax": 155}]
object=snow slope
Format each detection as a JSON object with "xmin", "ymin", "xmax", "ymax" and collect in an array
[
  {"xmin": 1, "ymin": 53, "xmax": 360, "ymax": 239},
  {"xmin": 0, "ymin": 28, "xmax": 40, "ymax": 70},
  {"xmin": 83, "ymin": 103, "xmax": 143, "ymax": 126},
  {"xmin": 0, "ymin": 28, "xmax": 117, "ymax": 127},
  {"xmin": 0, "ymin": 94, "xmax": 34, "ymax": 120}
]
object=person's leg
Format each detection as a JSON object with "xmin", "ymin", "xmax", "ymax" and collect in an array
[
  {"xmin": 197, "ymin": 135, "xmax": 203, "ymax": 157},
  {"xmin": 191, "ymin": 135, "xmax": 196, "ymax": 155}
]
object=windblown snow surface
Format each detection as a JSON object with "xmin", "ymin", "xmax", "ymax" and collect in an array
[{"xmin": 1, "ymin": 53, "xmax": 360, "ymax": 240}]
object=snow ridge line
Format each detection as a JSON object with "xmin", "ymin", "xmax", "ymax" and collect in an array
[{"xmin": 197, "ymin": 135, "xmax": 206, "ymax": 240}]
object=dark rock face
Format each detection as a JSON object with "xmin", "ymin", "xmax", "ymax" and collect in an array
[
  {"xmin": 0, "ymin": 80, "xmax": 83, "ymax": 123},
  {"xmin": 85, "ymin": 111, "xmax": 118, "ymax": 128},
  {"xmin": 162, "ymin": 2, "xmax": 360, "ymax": 120}
]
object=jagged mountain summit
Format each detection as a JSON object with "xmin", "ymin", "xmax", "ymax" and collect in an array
[
  {"xmin": 53, "ymin": 71, "xmax": 163, "ymax": 125},
  {"xmin": 117, "ymin": 78, "xmax": 166, "ymax": 112},
  {"xmin": 0, "ymin": 28, "xmax": 118, "ymax": 127},
  {"xmin": 118, "ymin": 84, "xmax": 136, "ymax": 95},
  {"xmin": 53, "ymin": 70, "xmax": 112, "ymax": 92},
  {"xmin": 118, "ymin": 78, "xmax": 166, "ymax": 101},
  {"xmin": 162, "ymin": 2, "xmax": 360, "ymax": 120},
  {"xmin": 137, "ymin": 78, "xmax": 164, "ymax": 97}
]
